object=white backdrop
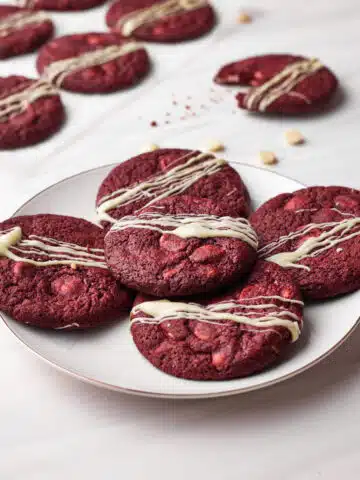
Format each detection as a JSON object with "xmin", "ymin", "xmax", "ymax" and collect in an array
[{"xmin": 1, "ymin": 0, "xmax": 360, "ymax": 478}]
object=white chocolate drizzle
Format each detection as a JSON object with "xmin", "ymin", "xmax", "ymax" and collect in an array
[
  {"xmin": 294, "ymin": 208, "xmax": 317, "ymax": 214},
  {"xmin": 42, "ymin": 42, "xmax": 142, "ymax": 87},
  {"xmin": 110, "ymin": 212, "xmax": 258, "ymax": 249},
  {"xmin": 55, "ymin": 322, "xmax": 80, "ymax": 330},
  {"xmin": 132, "ymin": 295, "xmax": 304, "ymax": 342},
  {"xmin": 0, "ymin": 10, "xmax": 49, "ymax": 37},
  {"xmin": 116, "ymin": 0, "xmax": 208, "ymax": 37},
  {"xmin": 295, "ymin": 208, "xmax": 355, "ymax": 217},
  {"xmin": 0, "ymin": 80, "xmax": 58, "ymax": 123},
  {"xmin": 260, "ymin": 216, "xmax": 360, "ymax": 270},
  {"xmin": 14, "ymin": 0, "xmax": 36, "ymax": 7},
  {"xmin": 97, "ymin": 152, "xmax": 227, "ymax": 223},
  {"xmin": 244, "ymin": 58, "xmax": 323, "ymax": 112},
  {"xmin": 0, "ymin": 227, "xmax": 108, "ymax": 269}
]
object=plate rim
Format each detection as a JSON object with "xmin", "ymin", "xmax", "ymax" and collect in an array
[
  {"xmin": 2, "ymin": 162, "xmax": 359, "ymax": 399},
  {"xmin": 10, "ymin": 160, "xmax": 306, "ymax": 218},
  {"xmin": 3, "ymin": 312, "xmax": 359, "ymax": 399}
]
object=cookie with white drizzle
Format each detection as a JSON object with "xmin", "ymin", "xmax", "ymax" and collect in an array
[
  {"xmin": 0, "ymin": 214, "xmax": 133, "ymax": 330},
  {"xmin": 96, "ymin": 148, "xmax": 251, "ymax": 227},
  {"xmin": 0, "ymin": 5, "xmax": 53, "ymax": 59},
  {"xmin": 250, "ymin": 186, "xmax": 360, "ymax": 299},
  {"xmin": 105, "ymin": 195, "xmax": 257, "ymax": 297},
  {"xmin": 214, "ymin": 54, "xmax": 338, "ymax": 115},
  {"xmin": 0, "ymin": 75, "xmax": 64, "ymax": 149},
  {"xmin": 106, "ymin": 0, "xmax": 216, "ymax": 43},
  {"xmin": 36, "ymin": 32, "xmax": 150, "ymax": 93},
  {"xmin": 15, "ymin": 0, "xmax": 106, "ymax": 12},
  {"xmin": 130, "ymin": 261, "xmax": 304, "ymax": 380}
]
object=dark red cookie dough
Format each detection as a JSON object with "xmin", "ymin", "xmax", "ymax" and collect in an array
[
  {"xmin": 0, "ymin": 6, "xmax": 53, "ymax": 59},
  {"xmin": 0, "ymin": 214, "xmax": 133, "ymax": 329},
  {"xmin": 96, "ymin": 148, "xmax": 251, "ymax": 226},
  {"xmin": 105, "ymin": 195, "xmax": 257, "ymax": 297},
  {"xmin": 36, "ymin": 32, "xmax": 150, "ymax": 93},
  {"xmin": 17, "ymin": 0, "xmax": 106, "ymax": 11},
  {"xmin": 0, "ymin": 75, "xmax": 64, "ymax": 149},
  {"xmin": 214, "ymin": 54, "xmax": 338, "ymax": 115},
  {"xmin": 130, "ymin": 261, "xmax": 303, "ymax": 380},
  {"xmin": 250, "ymin": 186, "xmax": 360, "ymax": 299},
  {"xmin": 106, "ymin": 0, "xmax": 216, "ymax": 43}
]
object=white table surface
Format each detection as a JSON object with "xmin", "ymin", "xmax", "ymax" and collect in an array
[{"xmin": 1, "ymin": 0, "xmax": 360, "ymax": 478}]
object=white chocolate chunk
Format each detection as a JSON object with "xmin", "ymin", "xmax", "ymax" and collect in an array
[
  {"xmin": 206, "ymin": 140, "xmax": 225, "ymax": 153},
  {"xmin": 140, "ymin": 143, "xmax": 160, "ymax": 153},
  {"xmin": 285, "ymin": 129, "xmax": 305, "ymax": 145},
  {"xmin": 237, "ymin": 12, "xmax": 252, "ymax": 24},
  {"xmin": 260, "ymin": 151, "xmax": 277, "ymax": 165}
]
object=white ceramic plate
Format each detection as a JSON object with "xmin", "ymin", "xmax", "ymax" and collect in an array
[{"xmin": 1, "ymin": 163, "xmax": 359, "ymax": 398}]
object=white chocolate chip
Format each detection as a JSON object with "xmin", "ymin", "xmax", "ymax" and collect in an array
[
  {"xmin": 70, "ymin": 263, "xmax": 77, "ymax": 270},
  {"xmin": 140, "ymin": 143, "xmax": 160, "ymax": 154},
  {"xmin": 285, "ymin": 129, "xmax": 305, "ymax": 146},
  {"xmin": 259, "ymin": 151, "xmax": 278, "ymax": 166},
  {"xmin": 237, "ymin": 12, "xmax": 252, "ymax": 23},
  {"xmin": 206, "ymin": 140, "xmax": 225, "ymax": 153},
  {"xmin": 336, "ymin": 247, "xmax": 343, "ymax": 253}
]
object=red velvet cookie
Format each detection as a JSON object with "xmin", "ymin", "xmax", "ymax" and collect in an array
[
  {"xmin": 105, "ymin": 195, "xmax": 258, "ymax": 297},
  {"xmin": 16, "ymin": 0, "xmax": 106, "ymax": 11},
  {"xmin": 0, "ymin": 75, "xmax": 64, "ymax": 149},
  {"xmin": 130, "ymin": 261, "xmax": 304, "ymax": 380},
  {"xmin": 0, "ymin": 214, "xmax": 133, "ymax": 329},
  {"xmin": 96, "ymin": 149, "xmax": 251, "ymax": 227},
  {"xmin": 0, "ymin": 6, "xmax": 53, "ymax": 59},
  {"xmin": 106, "ymin": 0, "xmax": 216, "ymax": 43},
  {"xmin": 214, "ymin": 54, "xmax": 338, "ymax": 115},
  {"xmin": 36, "ymin": 32, "xmax": 150, "ymax": 93},
  {"xmin": 250, "ymin": 186, "xmax": 360, "ymax": 299}
]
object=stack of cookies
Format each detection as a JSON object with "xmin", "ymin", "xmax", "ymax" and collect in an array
[{"xmin": 1, "ymin": 149, "xmax": 359, "ymax": 381}]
